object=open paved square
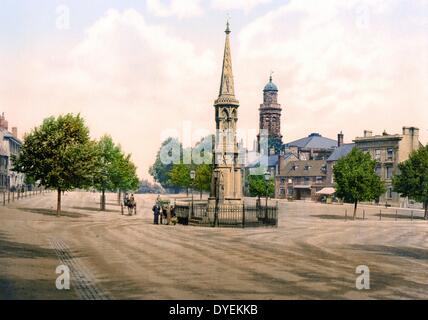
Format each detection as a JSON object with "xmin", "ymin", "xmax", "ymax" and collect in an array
[{"xmin": 0, "ymin": 192, "xmax": 427, "ymax": 300}]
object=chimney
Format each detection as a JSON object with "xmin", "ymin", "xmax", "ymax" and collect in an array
[
  {"xmin": 364, "ymin": 130, "xmax": 373, "ymax": 138},
  {"xmin": 12, "ymin": 127, "xmax": 18, "ymax": 138},
  {"xmin": 338, "ymin": 131, "xmax": 344, "ymax": 147},
  {"xmin": 403, "ymin": 126, "xmax": 419, "ymax": 137},
  {"xmin": 403, "ymin": 127, "xmax": 420, "ymax": 151},
  {"xmin": 0, "ymin": 113, "xmax": 8, "ymax": 130}
]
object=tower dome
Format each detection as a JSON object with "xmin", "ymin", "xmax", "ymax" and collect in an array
[{"xmin": 263, "ymin": 75, "xmax": 278, "ymax": 92}]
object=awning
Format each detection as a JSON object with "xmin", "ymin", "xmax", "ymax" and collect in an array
[
  {"xmin": 293, "ymin": 185, "xmax": 312, "ymax": 189},
  {"xmin": 316, "ymin": 187, "xmax": 336, "ymax": 195}
]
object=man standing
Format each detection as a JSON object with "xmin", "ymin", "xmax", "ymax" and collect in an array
[{"xmin": 152, "ymin": 204, "xmax": 160, "ymax": 225}]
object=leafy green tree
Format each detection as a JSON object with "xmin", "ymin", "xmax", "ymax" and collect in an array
[
  {"xmin": 93, "ymin": 135, "xmax": 122, "ymax": 211},
  {"xmin": 248, "ymin": 175, "xmax": 275, "ymax": 203},
  {"xmin": 12, "ymin": 114, "xmax": 97, "ymax": 215},
  {"xmin": 333, "ymin": 148, "xmax": 386, "ymax": 219},
  {"xmin": 114, "ymin": 153, "xmax": 140, "ymax": 194},
  {"xmin": 169, "ymin": 163, "xmax": 191, "ymax": 196},
  {"xmin": 393, "ymin": 145, "xmax": 428, "ymax": 219},
  {"xmin": 194, "ymin": 164, "xmax": 212, "ymax": 199},
  {"xmin": 149, "ymin": 137, "xmax": 182, "ymax": 190}
]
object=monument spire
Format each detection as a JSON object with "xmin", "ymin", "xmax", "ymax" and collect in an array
[{"xmin": 215, "ymin": 20, "xmax": 239, "ymax": 106}]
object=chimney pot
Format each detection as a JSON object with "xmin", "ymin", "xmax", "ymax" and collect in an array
[
  {"xmin": 12, "ymin": 127, "xmax": 18, "ymax": 138},
  {"xmin": 338, "ymin": 131, "xmax": 344, "ymax": 147},
  {"xmin": 364, "ymin": 130, "xmax": 373, "ymax": 138}
]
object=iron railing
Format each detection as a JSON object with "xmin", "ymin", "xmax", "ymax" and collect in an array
[{"xmin": 174, "ymin": 202, "xmax": 278, "ymax": 228}]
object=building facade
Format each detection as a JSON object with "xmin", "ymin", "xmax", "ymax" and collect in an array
[
  {"xmin": 276, "ymin": 159, "xmax": 328, "ymax": 200},
  {"xmin": 274, "ymin": 133, "xmax": 337, "ymax": 199},
  {"xmin": 0, "ymin": 113, "xmax": 24, "ymax": 191},
  {"xmin": 353, "ymin": 127, "xmax": 422, "ymax": 207}
]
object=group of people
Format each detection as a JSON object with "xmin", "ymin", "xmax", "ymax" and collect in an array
[{"xmin": 152, "ymin": 195, "xmax": 177, "ymax": 225}]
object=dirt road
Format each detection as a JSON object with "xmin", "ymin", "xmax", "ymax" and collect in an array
[{"xmin": 1, "ymin": 192, "xmax": 427, "ymax": 299}]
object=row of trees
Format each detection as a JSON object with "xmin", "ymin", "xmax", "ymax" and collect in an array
[
  {"xmin": 333, "ymin": 146, "xmax": 428, "ymax": 219},
  {"xmin": 12, "ymin": 114, "xmax": 139, "ymax": 215},
  {"xmin": 150, "ymin": 136, "xmax": 277, "ymax": 200},
  {"xmin": 149, "ymin": 137, "xmax": 212, "ymax": 198}
]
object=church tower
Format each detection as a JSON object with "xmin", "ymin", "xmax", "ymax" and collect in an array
[
  {"xmin": 257, "ymin": 75, "xmax": 283, "ymax": 155},
  {"xmin": 210, "ymin": 22, "xmax": 243, "ymax": 204}
]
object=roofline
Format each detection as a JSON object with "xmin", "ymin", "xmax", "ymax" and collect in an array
[
  {"xmin": 4, "ymin": 134, "xmax": 22, "ymax": 145},
  {"xmin": 353, "ymin": 135, "xmax": 403, "ymax": 143}
]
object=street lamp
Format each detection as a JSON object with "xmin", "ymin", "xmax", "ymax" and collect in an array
[
  {"xmin": 190, "ymin": 170, "xmax": 196, "ymax": 219},
  {"xmin": 213, "ymin": 170, "xmax": 219, "ymax": 227},
  {"xmin": 264, "ymin": 171, "xmax": 271, "ymax": 222}
]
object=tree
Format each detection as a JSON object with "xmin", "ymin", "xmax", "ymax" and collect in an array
[
  {"xmin": 93, "ymin": 135, "xmax": 122, "ymax": 211},
  {"xmin": 169, "ymin": 163, "xmax": 191, "ymax": 196},
  {"xmin": 393, "ymin": 145, "xmax": 428, "ymax": 219},
  {"xmin": 113, "ymin": 153, "xmax": 140, "ymax": 194},
  {"xmin": 12, "ymin": 114, "xmax": 97, "ymax": 215},
  {"xmin": 149, "ymin": 137, "xmax": 182, "ymax": 190},
  {"xmin": 333, "ymin": 148, "xmax": 386, "ymax": 219},
  {"xmin": 194, "ymin": 164, "xmax": 212, "ymax": 199},
  {"xmin": 248, "ymin": 175, "xmax": 275, "ymax": 203}
]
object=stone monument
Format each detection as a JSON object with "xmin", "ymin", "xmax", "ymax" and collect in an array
[{"xmin": 209, "ymin": 21, "xmax": 243, "ymax": 206}]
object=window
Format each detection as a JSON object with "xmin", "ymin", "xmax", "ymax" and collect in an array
[
  {"xmin": 386, "ymin": 166, "xmax": 393, "ymax": 179},
  {"xmin": 304, "ymin": 177, "xmax": 311, "ymax": 184},
  {"xmin": 387, "ymin": 187, "xmax": 393, "ymax": 199},
  {"xmin": 288, "ymin": 178, "xmax": 293, "ymax": 184},
  {"xmin": 375, "ymin": 166, "xmax": 382, "ymax": 177},
  {"xmin": 387, "ymin": 148, "xmax": 394, "ymax": 161},
  {"xmin": 316, "ymin": 176, "xmax": 323, "ymax": 184},
  {"xmin": 292, "ymin": 165, "xmax": 299, "ymax": 171},
  {"xmin": 304, "ymin": 165, "xmax": 312, "ymax": 171},
  {"xmin": 375, "ymin": 149, "xmax": 382, "ymax": 161}
]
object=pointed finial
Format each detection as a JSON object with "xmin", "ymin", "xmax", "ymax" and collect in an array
[
  {"xmin": 225, "ymin": 14, "xmax": 231, "ymax": 34},
  {"xmin": 270, "ymin": 70, "xmax": 274, "ymax": 82}
]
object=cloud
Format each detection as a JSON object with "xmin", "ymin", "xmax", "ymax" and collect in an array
[
  {"xmin": 1, "ymin": 2, "xmax": 427, "ymax": 181},
  {"xmin": 146, "ymin": 0, "xmax": 204, "ymax": 18},
  {"xmin": 211, "ymin": 0, "xmax": 271, "ymax": 13},
  {"xmin": 235, "ymin": 0, "xmax": 428, "ymax": 143},
  {"xmin": 0, "ymin": 9, "xmax": 217, "ymax": 179}
]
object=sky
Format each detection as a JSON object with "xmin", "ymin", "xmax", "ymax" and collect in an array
[{"xmin": 1, "ymin": 0, "xmax": 427, "ymax": 180}]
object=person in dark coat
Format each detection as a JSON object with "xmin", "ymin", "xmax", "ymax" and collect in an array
[{"xmin": 152, "ymin": 204, "xmax": 160, "ymax": 225}]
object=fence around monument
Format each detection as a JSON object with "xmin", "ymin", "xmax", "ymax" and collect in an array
[{"xmin": 174, "ymin": 201, "xmax": 278, "ymax": 228}]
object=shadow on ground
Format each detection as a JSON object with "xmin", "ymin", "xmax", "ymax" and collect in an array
[
  {"xmin": 373, "ymin": 213, "xmax": 426, "ymax": 220},
  {"xmin": 96, "ymin": 202, "xmax": 121, "ymax": 207},
  {"xmin": 311, "ymin": 214, "xmax": 347, "ymax": 220},
  {"xmin": 72, "ymin": 206, "xmax": 118, "ymax": 213},
  {"xmin": 0, "ymin": 277, "xmax": 77, "ymax": 300},
  {"xmin": 16, "ymin": 207, "xmax": 87, "ymax": 218},
  {"xmin": 0, "ymin": 232, "xmax": 54, "ymax": 259},
  {"xmin": 349, "ymin": 244, "xmax": 428, "ymax": 260}
]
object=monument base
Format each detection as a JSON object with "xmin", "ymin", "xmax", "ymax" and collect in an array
[
  {"xmin": 208, "ymin": 197, "xmax": 243, "ymax": 206},
  {"xmin": 174, "ymin": 198, "xmax": 277, "ymax": 228}
]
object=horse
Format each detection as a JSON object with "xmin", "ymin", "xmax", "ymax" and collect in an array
[{"xmin": 122, "ymin": 196, "xmax": 137, "ymax": 216}]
